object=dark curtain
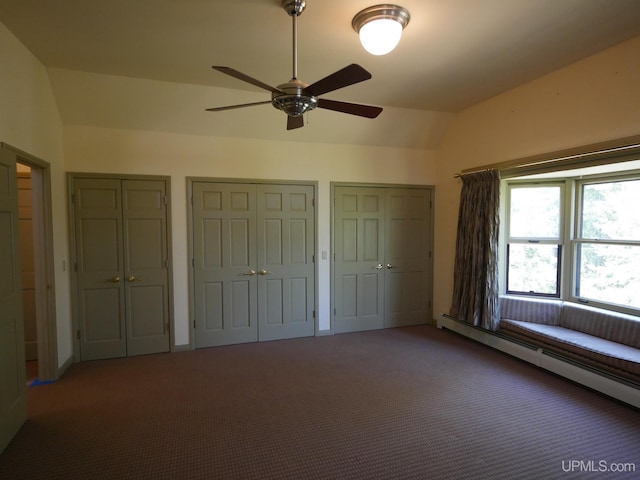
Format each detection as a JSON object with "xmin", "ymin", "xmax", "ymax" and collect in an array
[{"xmin": 449, "ymin": 170, "xmax": 501, "ymax": 330}]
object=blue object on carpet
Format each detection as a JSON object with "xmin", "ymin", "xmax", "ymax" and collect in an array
[{"xmin": 29, "ymin": 378, "xmax": 56, "ymax": 387}]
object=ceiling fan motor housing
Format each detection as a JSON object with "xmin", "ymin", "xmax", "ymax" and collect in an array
[
  {"xmin": 282, "ymin": 0, "xmax": 306, "ymax": 16},
  {"xmin": 272, "ymin": 79, "xmax": 318, "ymax": 117}
]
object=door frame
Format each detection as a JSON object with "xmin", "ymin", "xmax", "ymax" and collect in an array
[
  {"xmin": 330, "ymin": 182, "xmax": 435, "ymax": 334},
  {"xmin": 67, "ymin": 173, "xmax": 175, "ymax": 361},
  {"xmin": 1, "ymin": 143, "xmax": 58, "ymax": 381},
  {"xmin": 186, "ymin": 177, "xmax": 318, "ymax": 350}
]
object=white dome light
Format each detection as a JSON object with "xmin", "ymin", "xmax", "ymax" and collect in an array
[{"xmin": 352, "ymin": 5, "xmax": 410, "ymax": 56}]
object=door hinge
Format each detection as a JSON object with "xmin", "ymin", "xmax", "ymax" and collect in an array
[
  {"xmin": 164, "ymin": 195, "xmax": 168, "ymax": 205},
  {"xmin": 193, "ymin": 320, "xmax": 196, "ymax": 329},
  {"xmin": 71, "ymin": 193, "xmax": 76, "ymax": 204},
  {"xmin": 334, "ymin": 308, "xmax": 336, "ymax": 316},
  {"xmin": 74, "ymin": 262, "xmax": 78, "ymax": 272},
  {"xmin": 429, "ymin": 251, "xmax": 432, "ymax": 259},
  {"xmin": 164, "ymin": 259, "xmax": 168, "ymax": 268},
  {"xmin": 312, "ymin": 310, "xmax": 315, "ymax": 318},
  {"xmin": 76, "ymin": 330, "xmax": 80, "ymax": 340},
  {"xmin": 312, "ymin": 254, "xmax": 315, "ymax": 263},
  {"xmin": 312, "ymin": 198, "xmax": 315, "ymax": 207}
]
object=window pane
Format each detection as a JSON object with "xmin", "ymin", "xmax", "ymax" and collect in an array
[
  {"xmin": 581, "ymin": 179, "xmax": 640, "ymax": 240},
  {"xmin": 507, "ymin": 244, "xmax": 559, "ymax": 295},
  {"xmin": 509, "ymin": 186, "xmax": 560, "ymax": 238},
  {"xmin": 576, "ymin": 243, "xmax": 640, "ymax": 308}
]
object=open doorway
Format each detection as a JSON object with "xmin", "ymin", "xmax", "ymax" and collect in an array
[
  {"xmin": 15, "ymin": 153, "xmax": 57, "ymax": 383},
  {"xmin": 17, "ymin": 164, "xmax": 38, "ymax": 383}
]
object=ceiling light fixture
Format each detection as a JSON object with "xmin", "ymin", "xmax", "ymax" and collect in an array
[{"xmin": 352, "ymin": 4, "xmax": 410, "ymax": 56}]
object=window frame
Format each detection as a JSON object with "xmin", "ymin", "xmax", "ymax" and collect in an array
[
  {"xmin": 501, "ymin": 170, "xmax": 640, "ymax": 316},
  {"xmin": 504, "ymin": 181, "xmax": 566, "ymax": 298},
  {"xmin": 570, "ymin": 172, "xmax": 640, "ymax": 311}
]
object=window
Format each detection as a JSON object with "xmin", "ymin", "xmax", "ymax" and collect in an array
[
  {"xmin": 504, "ymin": 171, "xmax": 640, "ymax": 314},
  {"xmin": 506, "ymin": 184, "xmax": 563, "ymax": 296},
  {"xmin": 574, "ymin": 177, "xmax": 640, "ymax": 309}
]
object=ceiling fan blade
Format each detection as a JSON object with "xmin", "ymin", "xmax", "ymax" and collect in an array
[
  {"xmin": 317, "ymin": 99, "xmax": 383, "ymax": 119},
  {"xmin": 305, "ymin": 64, "xmax": 372, "ymax": 97},
  {"xmin": 212, "ymin": 66, "xmax": 284, "ymax": 94},
  {"xmin": 287, "ymin": 115, "xmax": 305, "ymax": 130},
  {"xmin": 206, "ymin": 100, "xmax": 272, "ymax": 112}
]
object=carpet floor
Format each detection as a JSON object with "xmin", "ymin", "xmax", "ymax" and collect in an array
[{"xmin": 1, "ymin": 325, "xmax": 638, "ymax": 479}]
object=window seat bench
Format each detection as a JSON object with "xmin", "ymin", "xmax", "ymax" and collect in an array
[{"xmin": 498, "ymin": 296, "xmax": 640, "ymax": 383}]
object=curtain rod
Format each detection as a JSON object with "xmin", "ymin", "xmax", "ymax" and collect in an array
[
  {"xmin": 452, "ymin": 135, "xmax": 640, "ymax": 179},
  {"xmin": 453, "ymin": 168, "xmax": 493, "ymax": 179}
]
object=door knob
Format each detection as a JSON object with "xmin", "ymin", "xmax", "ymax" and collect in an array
[
  {"xmin": 243, "ymin": 269, "xmax": 256, "ymax": 276},
  {"xmin": 110, "ymin": 276, "xmax": 121, "ymax": 283},
  {"xmin": 374, "ymin": 264, "xmax": 383, "ymax": 270},
  {"xmin": 258, "ymin": 269, "xmax": 272, "ymax": 275},
  {"xmin": 386, "ymin": 264, "xmax": 394, "ymax": 269},
  {"xmin": 127, "ymin": 275, "xmax": 138, "ymax": 282}
]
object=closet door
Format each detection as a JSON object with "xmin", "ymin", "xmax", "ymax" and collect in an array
[
  {"xmin": 384, "ymin": 188, "xmax": 432, "ymax": 327},
  {"xmin": 73, "ymin": 177, "xmax": 171, "ymax": 360},
  {"xmin": 334, "ymin": 187, "xmax": 385, "ymax": 333},
  {"xmin": 257, "ymin": 184, "xmax": 315, "ymax": 341},
  {"xmin": 333, "ymin": 185, "xmax": 433, "ymax": 333},
  {"xmin": 122, "ymin": 180, "xmax": 171, "ymax": 356},
  {"xmin": 193, "ymin": 182, "xmax": 258, "ymax": 347},
  {"xmin": 192, "ymin": 181, "xmax": 316, "ymax": 347},
  {"xmin": 74, "ymin": 178, "xmax": 126, "ymax": 360}
]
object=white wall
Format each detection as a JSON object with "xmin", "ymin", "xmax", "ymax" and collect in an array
[
  {"xmin": 0, "ymin": 22, "xmax": 73, "ymax": 369},
  {"xmin": 5, "ymin": 11, "xmax": 639, "ymax": 358},
  {"xmin": 63, "ymin": 126, "xmax": 437, "ymax": 345},
  {"xmin": 434, "ymin": 35, "xmax": 640, "ymax": 318}
]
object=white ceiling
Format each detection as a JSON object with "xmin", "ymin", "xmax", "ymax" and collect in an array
[{"xmin": 2, "ymin": 0, "xmax": 640, "ymax": 146}]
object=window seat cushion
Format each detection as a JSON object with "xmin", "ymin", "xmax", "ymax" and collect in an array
[
  {"xmin": 560, "ymin": 303, "xmax": 640, "ymax": 349},
  {"xmin": 499, "ymin": 296, "xmax": 563, "ymax": 326},
  {"xmin": 500, "ymin": 319, "xmax": 640, "ymax": 382}
]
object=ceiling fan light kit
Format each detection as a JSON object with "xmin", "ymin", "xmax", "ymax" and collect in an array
[
  {"xmin": 206, "ymin": 0, "xmax": 382, "ymax": 131},
  {"xmin": 352, "ymin": 4, "xmax": 410, "ymax": 56}
]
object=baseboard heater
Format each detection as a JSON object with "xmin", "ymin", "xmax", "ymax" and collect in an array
[{"xmin": 437, "ymin": 314, "xmax": 640, "ymax": 409}]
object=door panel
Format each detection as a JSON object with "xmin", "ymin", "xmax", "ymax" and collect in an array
[
  {"xmin": 334, "ymin": 187, "xmax": 384, "ymax": 333},
  {"xmin": 122, "ymin": 180, "xmax": 170, "ymax": 356},
  {"xmin": 192, "ymin": 182, "xmax": 315, "ymax": 347},
  {"xmin": 334, "ymin": 186, "xmax": 433, "ymax": 333},
  {"xmin": 0, "ymin": 147, "xmax": 27, "ymax": 454},
  {"xmin": 193, "ymin": 182, "xmax": 257, "ymax": 347},
  {"xmin": 384, "ymin": 188, "xmax": 431, "ymax": 327},
  {"xmin": 74, "ymin": 179, "xmax": 126, "ymax": 361},
  {"xmin": 73, "ymin": 177, "xmax": 170, "ymax": 360},
  {"xmin": 257, "ymin": 184, "xmax": 315, "ymax": 341}
]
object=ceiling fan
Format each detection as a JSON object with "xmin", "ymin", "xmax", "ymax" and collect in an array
[{"xmin": 206, "ymin": 0, "xmax": 383, "ymax": 130}]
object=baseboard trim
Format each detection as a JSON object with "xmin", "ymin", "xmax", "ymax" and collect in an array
[
  {"xmin": 173, "ymin": 344, "xmax": 192, "ymax": 352},
  {"xmin": 437, "ymin": 314, "xmax": 640, "ymax": 409},
  {"xmin": 57, "ymin": 355, "xmax": 74, "ymax": 379}
]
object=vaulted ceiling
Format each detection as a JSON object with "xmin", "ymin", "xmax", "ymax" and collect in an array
[{"xmin": 2, "ymin": 0, "xmax": 640, "ymax": 148}]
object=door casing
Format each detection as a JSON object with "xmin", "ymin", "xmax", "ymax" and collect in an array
[{"xmin": 1, "ymin": 143, "xmax": 58, "ymax": 382}]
